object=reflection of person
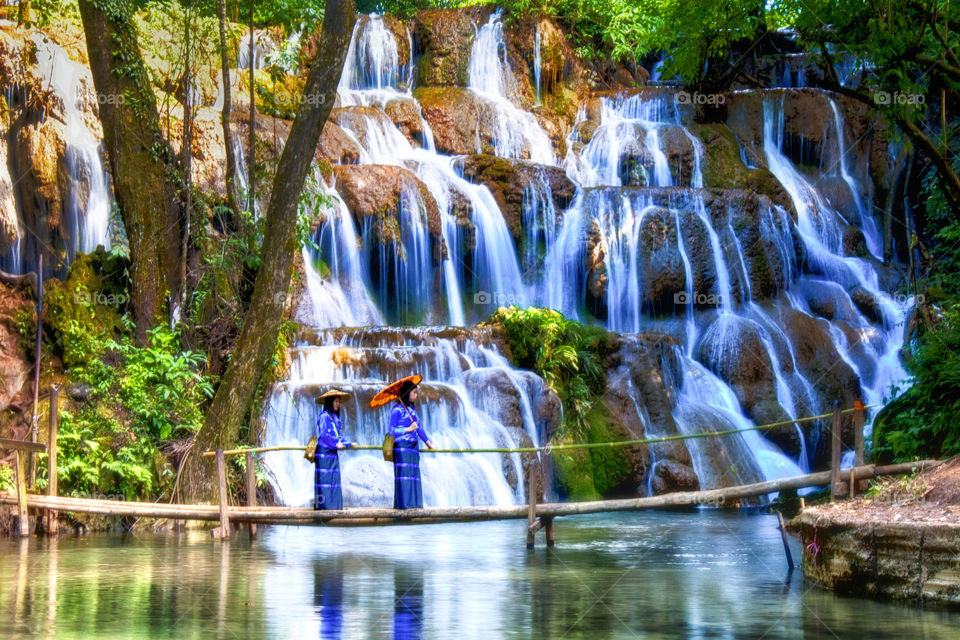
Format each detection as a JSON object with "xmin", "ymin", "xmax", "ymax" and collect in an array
[
  {"xmin": 389, "ymin": 380, "xmax": 434, "ymax": 509},
  {"xmin": 314, "ymin": 563, "xmax": 344, "ymax": 640},
  {"xmin": 315, "ymin": 389, "xmax": 357, "ymax": 510},
  {"xmin": 393, "ymin": 569, "xmax": 424, "ymax": 640}
]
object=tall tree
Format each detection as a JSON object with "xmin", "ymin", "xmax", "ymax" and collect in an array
[
  {"xmin": 186, "ymin": 0, "xmax": 356, "ymax": 497},
  {"xmin": 78, "ymin": 0, "xmax": 184, "ymax": 341},
  {"xmin": 216, "ymin": 0, "xmax": 241, "ymax": 213}
]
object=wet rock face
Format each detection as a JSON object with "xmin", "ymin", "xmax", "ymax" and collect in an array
[
  {"xmin": 796, "ymin": 510, "xmax": 960, "ymax": 610},
  {"xmin": 16, "ymin": 119, "xmax": 68, "ymax": 247},
  {"xmin": 331, "ymin": 164, "xmax": 442, "ymax": 240},
  {"xmin": 383, "ymin": 97, "xmax": 426, "ymax": 146},
  {"xmin": 597, "ymin": 335, "xmax": 715, "ymax": 496},
  {"xmin": 414, "ymin": 9, "xmax": 484, "ymax": 87},
  {"xmin": 457, "ymin": 154, "xmax": 574, "ymax": 241}
]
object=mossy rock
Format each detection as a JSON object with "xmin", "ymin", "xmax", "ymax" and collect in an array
[
  {"xmin": 253, "ymin": 70, "xmax": 304, "ymax": 120},
  {"xmin": 695, "ymin": 123, "xmax": 793, "ymax": 211},
  {"xmin": 43, "ymin": 249, "xmax": 131, "ymax": 368}
]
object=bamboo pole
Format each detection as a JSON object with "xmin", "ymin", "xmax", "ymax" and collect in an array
[
  {"xmin": 777, "ymin": 511, "xmax": 794, "ymax": 571},
  {"xmin": 830, "ymin": 402, "xmax": 842, "ymax": 501},
  {"xmin": 245, "ymin": 450, "xmax": 257, "ymax": 539},
  {"xmin": 215, "ymin": 449, "xmax": 230, "ymax": 540},
  {"xmin": 15, "ymin": 450, "xmax": 29, "ymax": 536},
  {"xmin": 853, "ymin": 399, "xmax": 866, "ymax": 493},
  {"xmin": 200, "ymin": 406, "xmax": 873, "ymax": 459},
  {"xmin": 28, "ymin": 254, "xmax": 42, "ymax": 489},
  {"xmin": 526, "ymin": 455, "xmax": 537, "ymax": 549},
  {"xmin": 46, "ymin": 385, "xmax": 59, "ymax": 535},
  {"xmin": 541, "ymin": 449, "xmax": 554, "ymax": 547}
]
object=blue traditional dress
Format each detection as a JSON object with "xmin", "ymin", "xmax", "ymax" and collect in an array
[
  {"xmin": 315, "ymin": 410, "xmax": 352, "ymax": 510},
  {"xmin": 389, "ymin": 401, "xmax": 430, "ymax": 509}
]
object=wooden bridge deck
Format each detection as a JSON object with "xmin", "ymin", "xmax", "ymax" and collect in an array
[{"xmin": 1, "ymin": 461, "xmax": 932, "ymax": 528}]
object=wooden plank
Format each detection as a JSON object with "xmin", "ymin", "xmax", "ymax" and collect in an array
[
  {"xmin": 46, "ymin": 386, "xmax": 59, "ymax": 535},
  {"xmin": 15, "ymin": 451, "xmax": 29, "ymax": 536},
  {"xmin": 245, "ymin": 450, "xmax": 257, "ymax": 539},
  {"xmin": 0, "ymin": 438, "xmax": 46, "ymax": 453},
  {"xmin": 215, "ymin": 449, "xmax": 231, "ymax": 540},
  {"xmin": 830, "ymin": 402, "xmax": 842, "ymax": 501}
]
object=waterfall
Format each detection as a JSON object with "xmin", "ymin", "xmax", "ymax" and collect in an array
[
  {"xmin": 262, "ymin": 328, "xmax": 541, "ymax": 507},
  {"xmin": 533, "ymin": 23, "xmax": 542, "ymax": 106},
  {"xmin": 262, "ymin": 18, "xmax": 913, "ymax": 506},
  {"xmin": 31, "ymin": 34, "xmax": 113, "ymax": 267},
  {"xmin": 467, "ymin": 11, "xmax": 555, "ymax": 164},
  {"xmin": 829, "ymin": 99, "xmax": 883, "ymax": 259},
  {"xmin": 759, "ymin": 91, "xmax": 911, "ymax": 457}
]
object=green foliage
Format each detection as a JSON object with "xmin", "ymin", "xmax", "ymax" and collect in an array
[
  {"xmin": 0, "ymin": 464, "xmax": 12, "ymax": 492},
  {"xmin": 42, "ymin": 250, "xmax": 130, "ymax": 368},
  {"xmin": 297, "ymin": 166, "xmax": 333, "ymax": 252},
  {"xmin": 873, "ymin": 288, "xmax": 960, "ymax": 461},
  {"xmin": 490, "ymin": 306, "xmax": 611, "ymax": 439},
  {"xmin": 40, "ymin": 254, "xmax": 214, "ymax": 500}
]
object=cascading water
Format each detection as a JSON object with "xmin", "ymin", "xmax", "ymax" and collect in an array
[
  {"xmin": 30, "ymin": 35, "xmax": 112, "ymax": 269},
  {"xmin": 265, "ymin": 16, "xmax": 913, "ymax": 506},
  {"xmin": 467, "ymin": 12, "xmax": 555, "ymax": 164},
  {"xmin": 262, "ymin": 328, "xmax": 542, "ymax": 507}
]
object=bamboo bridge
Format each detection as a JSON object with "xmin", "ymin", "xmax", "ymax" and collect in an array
[{"xmin": 1, "ymin": 401, "xmax": 941, "ymax": 547}]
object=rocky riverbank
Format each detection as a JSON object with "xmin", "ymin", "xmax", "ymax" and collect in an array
[{"xmin": 794, "ymin": 458, "xmax": 960, "ymax": 610}]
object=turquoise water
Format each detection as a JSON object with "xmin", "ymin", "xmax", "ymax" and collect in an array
[{"xmin": 1, "ymin": 511, "xmax": 956, "ymax": 638}]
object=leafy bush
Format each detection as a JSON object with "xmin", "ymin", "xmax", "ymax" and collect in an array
[
  {"xmin": 489, "ymin": 306, "xmax": 612, "ymax": 439},
  {"xmin": 0, "ymin": 464, "xmax": 12, "ymax": 492},
  {"xmin": 39, "ymin": 254, "xmax": 214, "ymax": 500}
]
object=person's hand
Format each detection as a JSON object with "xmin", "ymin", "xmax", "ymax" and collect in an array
[
  {"xmin": 351, "ymin": 442, "xmax": 359, "ymax": 448},
  {"xmin": 426, "ymin": 441, "xmax": 436, "ymax": 450},
  {"xmin": 406, "ymin": 425, "xmax": 417, "ymax": 433},
  {"xmin": 336, "ymin": 442, "xmax": 345, "ymax": 449}
]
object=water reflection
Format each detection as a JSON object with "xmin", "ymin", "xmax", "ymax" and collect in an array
[
  {"xmin": 392, "ymin": 566, "xmax": 424, "ymax": 640},
  {"xmin": 1, "ymin": 512, "xmax": 958, "ymax": 639},
  {"xmin": 314, "ymin": 559, "xmax": 344, "ymax": 639}
]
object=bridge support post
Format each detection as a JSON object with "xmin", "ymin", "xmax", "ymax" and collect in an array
[
  {"xmin": 214, "ymin": 449, "xmax": 231, "ymax": 540},
  {"xmin": 245, "ymin": 450, "xmax": 257, "ymax": 539},
  {"xmin": 45, "ymin": 385, "xmax": 59, "ymax": 535},
  {"xmin": 853, "ymin": 400, "xmax": 866, "ymax": 494},
  {"xmin": 540, "ymin": 448, "xmax": 554, "ymax": 547},
  {"xmin": 830, "ymin": 402, "xmax": 843, "ymax": 501},
  {"xmin": 15, "ymin": 450, "xmax": 29, "ymax": 536},
  {"xmin": 526, "ymin": 454, "xmax": 537, "ymax": 549}
]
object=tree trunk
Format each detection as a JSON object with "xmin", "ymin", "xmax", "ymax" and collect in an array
[
  {"xmin": 186, "ymin": 0, "xmax": 356, "ymax": 499},
  {"xmin": 179, "ymin": 3, "xmax": 194, "ymax": 320},
  {"xmin": 78, "ymin": 0, "xmax": 183, "ymax": 341},
  {"xmin": 248, "ymin": 0, "xmax": 255, "ymax": 214},
  {"xmin": 217, "ymin": 0, "xmax": 240, "ymax": 214},
  {"xmin": 17, "ymin": 1, "xmax": 31, "ymax": 26}
]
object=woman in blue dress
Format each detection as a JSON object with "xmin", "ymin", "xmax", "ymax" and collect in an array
[
  {"xmin": 389, "ymin": 380, "xmax": 434, "ymax": 509},
  {"xmin": 315, "ymin": 389, "xmax": 356, "ymax": 510}
]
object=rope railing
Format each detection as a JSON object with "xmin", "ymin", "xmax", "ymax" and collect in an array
[{"xmin": 202, "ymin": 405, "xmax": 872, "ymax": 458}]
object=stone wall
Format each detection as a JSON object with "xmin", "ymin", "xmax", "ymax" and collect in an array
[{"xmin": 795, "ymin": 508, "xmax": 960, "ymax": 610}]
